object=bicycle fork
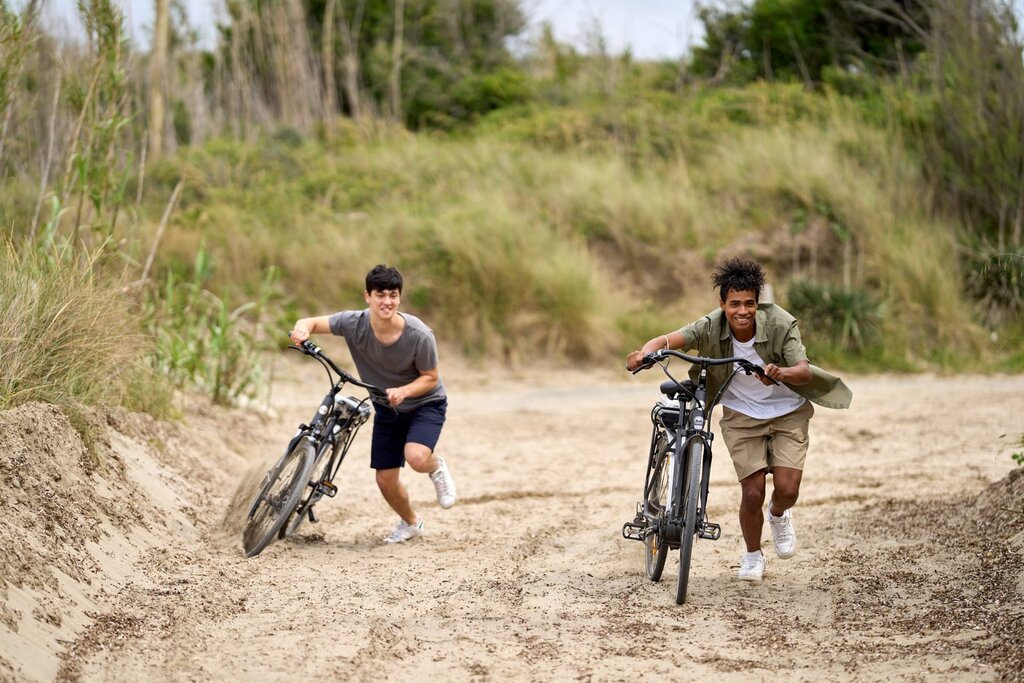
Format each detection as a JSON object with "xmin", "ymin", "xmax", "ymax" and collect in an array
[{"xmin": 675, "ymin": 435, "xmax": 722, "ymax": 543}]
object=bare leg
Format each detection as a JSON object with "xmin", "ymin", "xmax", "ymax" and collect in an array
[
  {"xmin": 375, "ymin": 468, "xmax": 416, "ymax": 525},
  {"xmin": 739, "ymin": 470, "xmax": 767, "ymax": 553},
  {"xmin": 403, "ymin": 442, "xmax": 438, "ymax": 474},
  {"xmin": 768, "ymin": 466, "xmax": 803, "ymax": 517}
]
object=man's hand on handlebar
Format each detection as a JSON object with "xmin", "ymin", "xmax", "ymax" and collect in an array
[
  {"xmin": 626, "ymin": 349, "xmax": 661, "ymax": 372},
  {"xmin": 289, "ymin": 325, "xmax": 311, "ymax": 348},
  {"xmin": 758, "ymin": 363, "xmax": 785, "ymax": 386},
  {"xmin": 626, "ymin": 350, "xmax": 648, "ymax": 372}
]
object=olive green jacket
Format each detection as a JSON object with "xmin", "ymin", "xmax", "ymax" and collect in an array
[{"xmin": 676, "ymin": 304, "xmax": 852, "ymax": 409}]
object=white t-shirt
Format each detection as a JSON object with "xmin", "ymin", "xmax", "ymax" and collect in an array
[{"xmin": 721, "ymin": 335, "xmax": 806, "ymax": 419}]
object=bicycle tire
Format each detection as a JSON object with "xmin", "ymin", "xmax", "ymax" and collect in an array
[
  {"xmin": 676, "ymin": 440, "xmax": 703, "ymax": 604},
  {"xmin": 242, "ymin": 438, "xmax": 316, "ymax": 557},
  {"xmin": 279, "ymin": 439, "xmax": 336, "ymax": 539},
  {"xmin": 643, "ymin": 439, "xmax": 671, "ymax": 582}
]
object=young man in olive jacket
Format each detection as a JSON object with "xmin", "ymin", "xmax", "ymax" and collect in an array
[{"xmin": 626, "ymin": 258, "xmax": 851, "ymax": 581}]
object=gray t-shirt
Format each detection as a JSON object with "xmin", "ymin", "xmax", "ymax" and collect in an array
[{"xmin": 328, "ymin": 310, "xmax": 446, "ymax": 412}]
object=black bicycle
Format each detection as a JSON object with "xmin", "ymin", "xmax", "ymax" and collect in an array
[
  {"xmin": 242, "ymin": 340, "xmax": 392, "ymax": 557},
  {"xmin": 622, "ymin": 349, "xmax": 778, "ymax": 604}
]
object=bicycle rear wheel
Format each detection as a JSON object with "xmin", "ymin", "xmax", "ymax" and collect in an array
[
  {"xmin": 243, "ymin": 438, "xmax": 316, "ymax": 557},
  {"xmin": 643, "ymin": 439, "xmax": 671, "ymax": 582},
  {"xmin": 676, "ymin": 440, "xmax": 703, "ymax": 604}
]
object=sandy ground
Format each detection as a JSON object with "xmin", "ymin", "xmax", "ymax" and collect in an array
[{"xmin": 2, "ymin": 345, "xmax": 1024, "ymax": 682}]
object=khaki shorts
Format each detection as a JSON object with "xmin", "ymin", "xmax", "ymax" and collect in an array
[{"xmin": 720, "ymin": 400, "xmax": 814, "ymax": 481}]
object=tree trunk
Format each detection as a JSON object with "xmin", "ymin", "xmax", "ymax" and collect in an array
[
  {"xmin": 337, "ymin": 0, "xmax": 366, "ymax": 121},
  {"xmin": 389, "ymin": 0, "xmax": 405, "ymax": 123},
  {"xmin": 148, "ymin": 0, "xmax": 170, "ymax": 157},
  {"xmin": 321, "ymin": 0, "xmax": 338, "ymax": 118}
]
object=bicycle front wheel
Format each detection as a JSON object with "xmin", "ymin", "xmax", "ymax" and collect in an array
[
  {"xmin": 279, "ymin": 439, "xmax": 336, "ymax": 539},
  {"xmin": 243, "ymin": 438, "xmax": 316, "ymax": 557},
  {"xmin": 643, "ymin": 439, "xmax": 671, "ymax": 582},
  {"xmin": 676, "ymin": 440, "xmax": 703, "ymax": 604}
]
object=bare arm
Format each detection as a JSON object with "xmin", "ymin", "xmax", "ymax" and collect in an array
[
  {"xmin": 289, "ymin": 315, "xmax": 333, "ymax": 346},
  {"xmin": 387, "ymin": 367, "xmax": 439, "ymax": 406},
  {"xmin": 625, "ymin": 331, "xmax": 684, "ymax": 371},
  {"xmin": 761, "ymin": 359, "xmax": 811, "ymax": 386}
]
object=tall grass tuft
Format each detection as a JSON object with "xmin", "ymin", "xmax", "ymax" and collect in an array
[{"xmin": 0, "ymin": 240, "xmax": 171, "ymax": 420}]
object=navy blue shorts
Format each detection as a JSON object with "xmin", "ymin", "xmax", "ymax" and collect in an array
[{"xmin": 370, "ymin": 398, "xmax": 447, "ymax": 470}]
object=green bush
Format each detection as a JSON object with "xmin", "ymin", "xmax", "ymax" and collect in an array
[
  {"xmin": 144, "ymin": 247, "xmax": 279, "ymax": 406},
  {"xmin": 786, "ymin": 278, "xmax": 883, "ymax": 354},
  {"xmin": 962, "ymin": 246, "xmax": 1024, "ymax": 328}
]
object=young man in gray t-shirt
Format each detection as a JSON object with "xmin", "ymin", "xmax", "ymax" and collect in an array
[{"xmin": 289, "ymin": 265, "xmax": 456, "ymax": 544}]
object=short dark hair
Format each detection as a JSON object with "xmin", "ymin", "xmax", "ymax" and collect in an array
[
  {"xmin": 712, "ymin": 258, "xmax": 765, "ymax": 302},
  {"xmin": 365, "ymin": 264, "xmax": 403, "ymax": 293}
]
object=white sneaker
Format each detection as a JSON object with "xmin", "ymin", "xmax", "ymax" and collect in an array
[
  {"xmin": 430, "ymin": 456, "xmax": 457, "ymax": 509},
  {"xmin": 768, "ymin": 507, "xmax": 797, "ymax": 559},
  {"xmin": 384, "ymin": 519, "xmax": 423, "ymax": 544},
  {"xmin": 738, "ymin": 551, "xmax": 766, "ymax": 581}
]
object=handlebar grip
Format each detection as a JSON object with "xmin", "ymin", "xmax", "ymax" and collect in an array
[
  {"xmin": 742, "ymin": 361, "xmax": 780, "ymax": 385},
  {"xmin": 628, "ymin": 351, "xmax": 661, "ymax": 374}
]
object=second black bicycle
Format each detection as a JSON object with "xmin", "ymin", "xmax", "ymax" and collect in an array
[{"xmin": 623, "ymin": 349, "xmax": 777, "ymax": 604}]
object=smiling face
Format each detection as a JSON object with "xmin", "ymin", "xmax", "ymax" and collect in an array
[
  {"xmin": 720, "ymin": 288, "xmax": 758, "ymax": 342},
  {"xmin": 364, "ymin": 288, "xmax": 401, "ymax": 322}
]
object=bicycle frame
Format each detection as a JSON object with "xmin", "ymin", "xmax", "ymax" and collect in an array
[{"xmin": 281, "ymin": 342, "xmax": 390, "ymax": 522}]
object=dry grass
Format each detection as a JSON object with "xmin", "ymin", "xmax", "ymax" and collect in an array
[
  {"xmin": 120, "ymin": 89, "xmax": 987, "ymax": 366},
  {"xmin": 0, "ymin": 242, "xmax": 169, "ymax": 416}
]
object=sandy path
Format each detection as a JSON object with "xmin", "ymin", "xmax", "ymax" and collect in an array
[{"xmin": 69, "ymin": 353, "xmax": 1024, "ymax": 682}]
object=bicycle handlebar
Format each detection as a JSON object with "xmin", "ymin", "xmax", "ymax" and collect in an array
[
  {"xmin": 294, "ymin": 340, "xmax": 393, "ymax": 404},
  {"xmin": 632, "ymin": 349, "xmax": 780, "ymax": 386}
]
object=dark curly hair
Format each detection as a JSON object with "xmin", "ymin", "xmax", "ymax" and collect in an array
[
  {"xmin": 711, "ymin": 258, "xmax": 765, "ymax": 302},
  {"xmin": 365, "ymin": 264, "xmax": 403, "ymax": 293}
]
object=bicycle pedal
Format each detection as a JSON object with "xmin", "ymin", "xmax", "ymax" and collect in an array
[
  {"xmin": 698, "ymin": 522, "xmax": 722, "ymax": 541},
  {"xmin": 321, "ymin": 481, "xmax": 338, "ymax": 498},
  {"xmin": 622, "ymin": 521, "xmax": 646, "ymax": 542},
  {"xmin": 307, "ymin": 507, "xmax": 319, "ymax": 524}
]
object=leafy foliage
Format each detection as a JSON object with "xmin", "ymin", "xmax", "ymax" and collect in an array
[
  {"xmin": 786, "ymin": 278, "xmax": 883, "ymax": 353},
  {"xmin": 144, "ymin": 247, "xmax": 279, "ymax": 406},
  {"xmin": 962, "ymin": 247, "xmax": 1024, "ymax": 328},
  {"xmin": 690, "ymin": 0, "xmax": 930, "ymax": 85},
  {"xmin": 220, "ymin": 0, "xmax": 528, "ymax": 130},
  {"xmin": 912, "ymin": 0, "xmax": 1024, "ymax": 251}
]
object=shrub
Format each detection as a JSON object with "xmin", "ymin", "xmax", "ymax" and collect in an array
[
  {"xmin": 144, "ymin": 246, "xmax": 279, "ymax": 406},
  {"xmin": 785, "ymin": 278, "xmax": 883, "ymax": 353}
]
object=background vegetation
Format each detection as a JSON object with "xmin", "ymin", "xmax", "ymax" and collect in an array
[{"xmin": 1, "ymin": 0, "xmax": 1022, "ymax": 418}]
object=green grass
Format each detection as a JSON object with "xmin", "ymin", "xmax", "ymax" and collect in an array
[
  {"xmin": 0, "ymin": 240, "xmax": 172, "ymax": 458},
  {"xmin": 2, "ymin": 83, "xmax": 1017, "ymax": 409},
  {"xmin": 118, "ymin": 90, "xmax": 997, "ymax": 368}
]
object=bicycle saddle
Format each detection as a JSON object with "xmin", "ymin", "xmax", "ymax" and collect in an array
[{"xmin": 660, "ymin": 379, "xmax": 696, "ymax": 399}]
